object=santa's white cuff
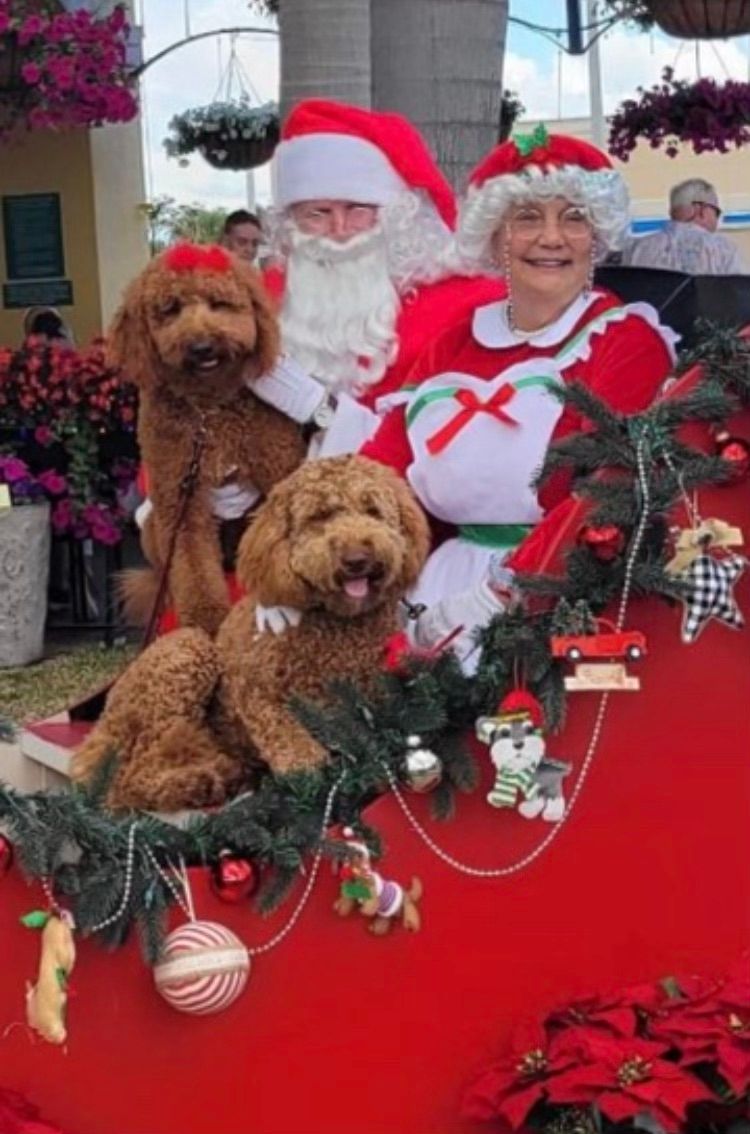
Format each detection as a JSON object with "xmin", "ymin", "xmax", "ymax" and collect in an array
[
  {"xmin": 410, "ymin": 579, "xmax": 506, "ymax": 666},
  {"xmin": 249, "ymin": 356, "xmax": 326, "ymax": 424},
  {"xmin": 313, "ymin": 393, "xmax": 379, "ymax": 458},
  {"xmin": 210, "ymin": 481, "xmax": 262, "ymax": 520}
]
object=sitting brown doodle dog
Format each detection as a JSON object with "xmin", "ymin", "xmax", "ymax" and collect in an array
[
  {"xmin": 71, "ymin": 456, "xmax": 430, "ymax": 811},
  {"xmin": 113, "ymin": 242, "xmax": 305, "ymax": 636}
]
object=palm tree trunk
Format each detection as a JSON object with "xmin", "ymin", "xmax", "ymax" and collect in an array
[
  {"xmin": 279, "ymin": 0, "xmax": 371, "ymax": 121},
  {"xmin": 370, "ymin": 0, "xmax": 508, "ymax": 191}
]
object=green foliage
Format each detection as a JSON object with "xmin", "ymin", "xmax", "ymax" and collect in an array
[
  {"xmin": 140, "ymin": 195, "xmax": 230, "ymax": 255},
  {"xmin": 2, "ymin": 323, "xmax": 746, "ymax": 959}
]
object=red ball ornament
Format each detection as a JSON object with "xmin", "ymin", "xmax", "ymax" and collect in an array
[
  {"xmin": 716, "ymin": 433, "xmax": 750, "ymax": 482},
  {"xmin": 0, "ymin": 835, "xmax": 12, "ymax": 878},
  {"xmin": 577, "ymin": 523, "xmax": 626, "ymax": 562},
  {"xmin": 210, "ymin": 852, "xmax": 258, "ymax": 904}
]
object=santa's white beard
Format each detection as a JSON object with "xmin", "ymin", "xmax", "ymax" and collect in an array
[{"xmin": 280, "ymin": 226, "xmax": 401, "ymax": 395}]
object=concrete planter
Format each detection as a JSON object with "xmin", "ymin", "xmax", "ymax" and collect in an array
[{"xmin": 0, "ymin": 503, "xmax": 50, "ymax": 668}]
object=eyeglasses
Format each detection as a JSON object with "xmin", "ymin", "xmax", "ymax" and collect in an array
[
  {"xmin": 506, "ymin": 205, "xmax": 592, "ymax": 240},
  {"xmin": 692, "ymin": 200, "xmax": 722, "ymax": 219}
]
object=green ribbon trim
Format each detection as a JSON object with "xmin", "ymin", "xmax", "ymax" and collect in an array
[
  {"xmin": 556, "ymin": 306, "xmax": 626, "ymax": 363},
  {"xmin": 406, "ymin": 376, "xmax": 555, "ymax": 430},
  {"xmin": 513, "ymin": 123, "xmax": 549, "ymax": 157},
  {"xmin": 457, "ymin": 523, "xmax": 532, "ymax": 549}
]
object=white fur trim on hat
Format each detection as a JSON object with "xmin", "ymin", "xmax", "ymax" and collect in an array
[
  {"xmin": 456, "ymin": 164, "xmax": 631, "ymax": 274},
  {"xmin": 273, "ymin": 133, "xmax": 407, "ymax": 209}
]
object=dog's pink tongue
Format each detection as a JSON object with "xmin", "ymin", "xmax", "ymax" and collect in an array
[{"xmin": 344, "ymin": 577, "xmax": 369, "ymax": 599}]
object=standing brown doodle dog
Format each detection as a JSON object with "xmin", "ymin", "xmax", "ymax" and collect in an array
[{"xmin": 112, "ymin": 243, "xmax": 305, "ymax": 636}]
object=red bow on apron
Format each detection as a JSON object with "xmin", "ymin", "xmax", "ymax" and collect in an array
[{"xmin": 426, "ymin": 383, "xmax": 518, "ymax": 456}]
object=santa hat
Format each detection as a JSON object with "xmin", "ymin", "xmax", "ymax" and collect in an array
[
  {"xmin": 456, "ymin": 124, "xmax": 630, "ymax": 268},
  {"xmin": 496, "ymin": 689, "xmax": 545, "ymax": 729},
  {"xmin": 273, "ymin": 99, "xmax": 456, "ymax": 229},
  {"xmin": 340, "ymin": 826, "xmax": 371, "ymax": 862}
]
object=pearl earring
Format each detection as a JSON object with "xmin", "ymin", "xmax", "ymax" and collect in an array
[
  {"xmin": 502, "ymin": 241, "xmax": 515, "ymax": 331},
  {"xmin": 585, "ymin": 245, "xmax": 596, "ymax": 297}
]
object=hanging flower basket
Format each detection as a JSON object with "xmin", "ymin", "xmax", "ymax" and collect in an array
[
  {"xmin": 646, "ymin": 0, "xmax": 750, "ymax": 38},
  {"xmin": 164, "ymin": 100, "xmax": 280, "ymax": 171},
  {"xmin": 0, "ymin": 4, "xmax": 137, "ymax": 135},
  {"xmin": 602, "ymin": 0, "xmax": 750, "ymax": 37},
  {"xmin": 608, "ymin": 67, "xmax": 750, "ymax": 161}
]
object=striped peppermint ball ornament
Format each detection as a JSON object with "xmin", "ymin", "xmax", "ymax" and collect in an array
[{"xmin": 153, "ymin": 920, "xmax": 250, "ymax": 1015}]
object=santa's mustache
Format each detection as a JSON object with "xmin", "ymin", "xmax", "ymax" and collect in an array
[{"xmin": 284, "ymin": 223, "xmax": 386, "ymax": 266}]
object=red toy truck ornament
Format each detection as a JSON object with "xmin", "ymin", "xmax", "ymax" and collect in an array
[{"xmin": 550, "ymin": 619, "xmax": 647, "ymax": 663}]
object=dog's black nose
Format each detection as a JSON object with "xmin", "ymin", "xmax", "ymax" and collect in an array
[
  {"xmin": 341, "ymin": 552, "xmax": 374, "ymax": 577},
  {"xmin": 186, "ymin": 340, "xmax": 218, "ymax": 363}
]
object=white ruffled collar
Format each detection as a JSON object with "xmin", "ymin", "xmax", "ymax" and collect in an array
[{"xmin": 472, "ymin": 290, "xmax": 603, "ymax": 350}]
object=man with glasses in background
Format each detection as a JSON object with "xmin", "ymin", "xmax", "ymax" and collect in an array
[{"xmin": 622, "ymin": 178, "xmax": 748, "ymax": 275}]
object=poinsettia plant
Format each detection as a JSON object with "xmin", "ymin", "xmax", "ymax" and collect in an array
[
  {"xmin": 609, "ymin": 68, "xmax": 750, "ymax": 161},
  {"xmin": 463, "ymin": 958, "xmax": 750, "ymax": 1133},
  {"xmin": 0, "ymin": 336, "xmax": 138, "ymax": 545},
  {"xmin": 0, "ymin": 1, "xmax": 137, "ymax": 134}
]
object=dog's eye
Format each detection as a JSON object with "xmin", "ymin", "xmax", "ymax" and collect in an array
[
  {"xmin": 208, "ymin": 298, "xmax": 235, "ymax": 311},
  {"xmin": 156, "ymin": 298, "xmax": 182, "ymax": 320},
  {"xmin": 308, "ymin": 507, "xmax": 338, "ymax": 524},
  {"xmin": 364, "ymin": 503, "xmax": 383, "ymax": 520}
]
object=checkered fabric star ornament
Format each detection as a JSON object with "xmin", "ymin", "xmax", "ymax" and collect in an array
[{"xmin": 678, "ymin": 551, "xmax": 746, "ymax": 644}]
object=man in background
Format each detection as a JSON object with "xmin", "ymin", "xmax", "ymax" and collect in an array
[
  {"xmin": 622, "ymin": 178, "xmax": 748, "ymax": 275},
  {"xmin": 221, "ymin": 209, "xmax": 263, "ymax": 265}
]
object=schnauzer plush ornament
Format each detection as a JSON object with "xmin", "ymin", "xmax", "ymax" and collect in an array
[{"xmin": 475, "ymin": 691, "xmax": 570, "ymax": 822}]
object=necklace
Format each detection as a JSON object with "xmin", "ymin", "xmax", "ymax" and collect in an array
[{"xmin": 505, "ymin": 301, "xmax": 554, "ymax": 341}]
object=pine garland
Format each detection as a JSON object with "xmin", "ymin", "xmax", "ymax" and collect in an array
[{"xmin": 1, "ymin": 324, "xmax": 747, "ymax": 958}]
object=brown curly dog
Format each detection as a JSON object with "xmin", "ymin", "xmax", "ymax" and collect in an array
[
  {"xmin": 112, "ymin": 242, "xmax": 305, "ymax": 636},
  {"xmin": 71, "ymin": 456, "xmax": 429, "ymax": 812}
]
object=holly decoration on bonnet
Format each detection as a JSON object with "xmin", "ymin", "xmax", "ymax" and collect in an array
[{"xmin": 475, "ymin": 690, "xmax": 570, "ymax": 822}]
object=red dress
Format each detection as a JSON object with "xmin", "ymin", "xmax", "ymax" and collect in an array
[{"xmin": 361, "ymin": 289, "xmax": 677, "ymax": 620}]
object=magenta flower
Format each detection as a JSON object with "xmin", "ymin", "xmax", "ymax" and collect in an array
[
  {"xmin": 20, "ymin": 61, "xmax": 41, "ymax": 86},
  {"xmin": 37, "ymin": 469, "xmax": 67, "ymax": 497},
  {"xmin": 0, "ymin": 455, "xmax": 31, "ymax": 483},
  {"xmin": 33, "ymin": 425, "xmax": 54, "ymax": 446}
]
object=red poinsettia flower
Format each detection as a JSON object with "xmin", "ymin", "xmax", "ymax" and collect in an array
[
  {"xmin": 545, "ymin": 980, "xmax": 668, "ymax": 1039},
  {"xmin": 647, "ymin": 973, "xmax": 728, "ymax": 1063},
  {"xmin": 547, "ymin": 1033, "xmax": 713, "ymax": 1133},
  {"xmin": 714, "ymin": 957, "xmax": 750, "ymax": 1096},
  {"xmin": 461, "ymin": 1021, "xmax": 591, "ymax": 1128}
]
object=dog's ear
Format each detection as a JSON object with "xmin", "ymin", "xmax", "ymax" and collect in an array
[
  {"xmin": 378, "ymin": 462, "xmax": 430, "ymax": 588},
  {"xmin": 236, "ymin": 481, "xmax": 309, "ymax": 608},
  {"xmin": 236, "ymin": 263, "xmax": 280, "ymax": 380},
  {"xmin": 107, "ymin": 280, "xmax": 154, "ymax": 388}
]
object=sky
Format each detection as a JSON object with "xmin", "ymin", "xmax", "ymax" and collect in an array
[{"xmin": 136, "ymin": 0, "xmax": 750, "ymax": 211}]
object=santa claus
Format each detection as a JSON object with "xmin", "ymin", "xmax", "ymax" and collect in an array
[{"xmin": 209, "ymin": 98, "xmax": 501, "ymax": 524}]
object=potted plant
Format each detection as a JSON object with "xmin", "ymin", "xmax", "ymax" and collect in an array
[
  {"xmin": 0, "ymin": 1, "xmax": 138, "ymax": 134},
  {"xmin": 164, "ymin": 98, "xmax": 280, "ymax": 171},
  {"xmin": 608, "ymin": 67, "xmax": 750, "ymax": 161},
  {"xmin": 0, "ymin": 336, "xmax": 138, "ymax": 547},
  {"xmin": 602, "ymin": 0, "xmax": 750, "ymax": 38}
]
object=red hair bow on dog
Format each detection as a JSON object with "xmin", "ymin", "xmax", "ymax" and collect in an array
[{"xmin": 164, "ymin": 243, "xmax": 232, "ymax": 273}]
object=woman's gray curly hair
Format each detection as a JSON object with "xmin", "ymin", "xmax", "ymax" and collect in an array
[{"xmin": 455, "ymin": 165, "xmax": 631, "ymax": 275}]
